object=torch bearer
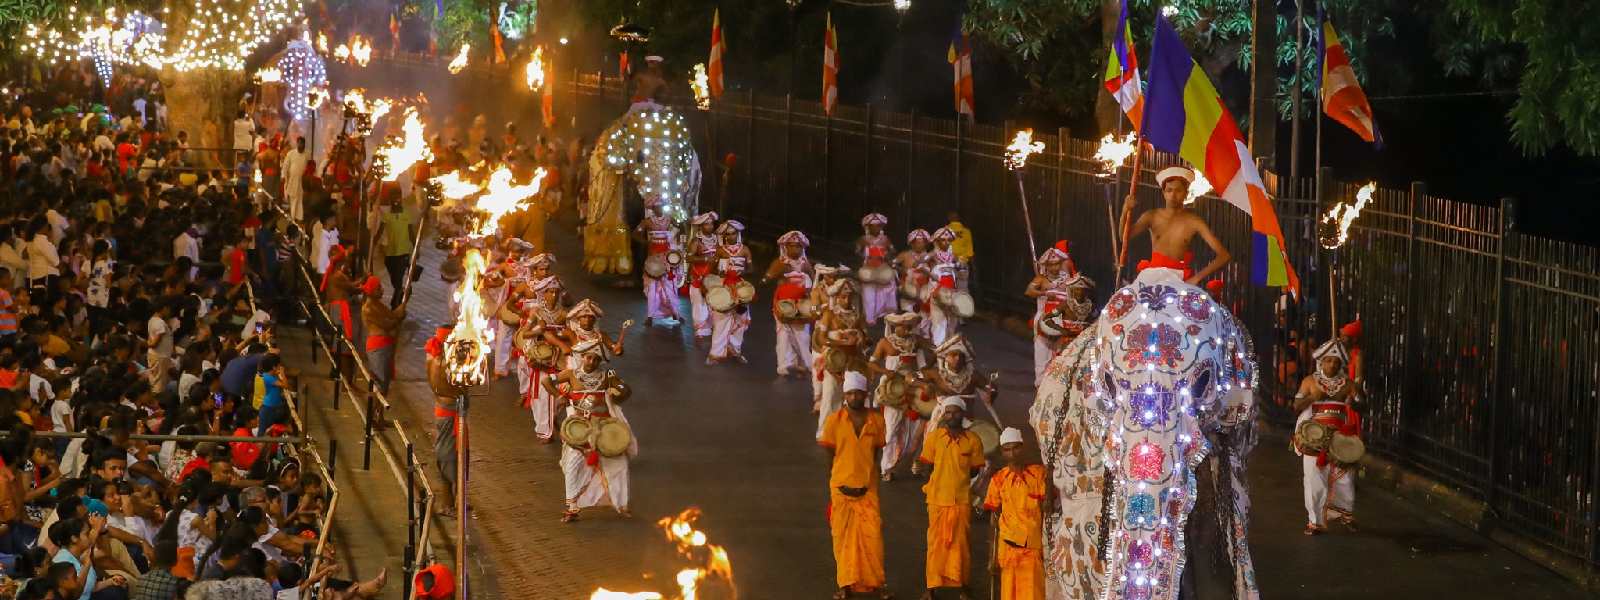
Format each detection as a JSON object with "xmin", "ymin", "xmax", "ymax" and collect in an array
[{"xmin": 1005, "ymin": 129, "xmax": 1046, "ymax": 264}]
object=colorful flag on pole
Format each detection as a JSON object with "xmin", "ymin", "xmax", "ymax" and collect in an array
[
  {"xmin": 620, "ymin": 51, "xmax": 630, "ymax": 78},
  {"xmin": 1142, "ymin": 14, "xmax": 1298, "ymax": 293},
  {"xmin": 947, "ymin": 25, "xmax": 975, "ymax": 122},
  {"xmin": 1318, "ymin": 10, "xmax": 1381, "ymax": 145},
  {"xmin": 389, "ymin": 11, "xmax": 400, "ymax": 52},
  {"xmin": 1102, "ymin": 0, "xmax": 1144, "ymax": 128},
  {"xmin": 542, "ymin": 59, "xmax": 556, "ymax": 129},
  {"xmin": 823, "ymin": 13, "xmax": 839, "ymax": 117},
  {"xmin": 708, "ymin": 9, "xmax": 726, "ymax": 98}
]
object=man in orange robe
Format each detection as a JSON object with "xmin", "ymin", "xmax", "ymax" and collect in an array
[
  {"xmin": 819, "ymin": 371, "xmax": 890, "ymax": 599},
  {"xmin": 919, "ymin": 396, "xmax": 987, "ymax": 600},
  {"xmin": 984, "ymin": 427, "xmax": 1050, "ymax": 600}
]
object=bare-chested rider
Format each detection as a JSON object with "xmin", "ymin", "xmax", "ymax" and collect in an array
[{"xmin": 1120, "ymin": 166, "xmax": 1232, "ymax": 285}]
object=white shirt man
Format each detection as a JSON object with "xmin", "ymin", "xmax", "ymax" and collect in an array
[
  {"xmin": 281, "ymin": 141, "xmax": 309, "ymax": 220},
  {"xmin": 232, "ymin": 114, "xmax": 256, "ymax": 153}
]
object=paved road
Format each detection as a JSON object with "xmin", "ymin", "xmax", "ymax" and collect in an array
[{"xmin": 372, "ymin": 214, "xmax": 1585, "ymax": 600}]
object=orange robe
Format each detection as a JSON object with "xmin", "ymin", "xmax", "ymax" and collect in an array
[
  {"xmin": 820, "ymin": 409, "xmax": 887, "ymax": 591},
  {"xmin": 919, "ymin": 427, "xmax": 986, "ymax": 589},
  {"xmin": 984, "ymin": 464, "xmax": 1048, "ymax": 600}
]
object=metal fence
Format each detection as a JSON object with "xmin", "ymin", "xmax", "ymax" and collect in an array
[{"xmin": 550, "ymin": 71, "xmax": 1600, "ymax": 574}]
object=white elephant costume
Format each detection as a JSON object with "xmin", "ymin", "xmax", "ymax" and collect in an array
[{"xmin": 1030, "ymin": 266, "xmax": 1260, "ymax": 600}]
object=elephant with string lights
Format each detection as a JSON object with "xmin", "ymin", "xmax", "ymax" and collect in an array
[{"xmin": 1030, "ymin": 266, "xmax": 1260, "ymax": 600}]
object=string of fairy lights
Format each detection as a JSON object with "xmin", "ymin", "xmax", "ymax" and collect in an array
[{"xmin": 20, "ymin": 0, "xmax": 302, "ymax": 73}]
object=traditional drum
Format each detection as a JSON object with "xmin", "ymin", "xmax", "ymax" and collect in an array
[
  {"xmin": 1329, "ymin": 433, "xmax": 1365, "ymax": 465},
  {"xmin": 703, "ymin": 274, "xmax": 726, "ymax": 289},
  {"xmin": 875, "ymin": 374, "xmax": 909, "ymax": 408},
  {"xmin": 665, "ymin": 250, "xmax": 684, "ymax": 266},
  {"xmin": 643, "ymin": 255, "xmax": 668, "ymax": 278},
  {"xmin": 706, "ymin": 286, "xmax": 736, "ymax": 312},
  {"xmin": 910, "ymin": 391, "xmax": 939, "ymax": 417},
  {"xmin": 971, "ymin": 420, "xmax": 1001, "ymax": 455},
  {"xmin": 823, "ymin": 348, "xmax": 852, "ymax": 373},
  {"xmin": 560, "ymin": 417, "xmax": 594, "ymax": 450},
  {"xmin": 594, "ymin": 417, "xmax": 633, "ymax": 457},
  {"xmin": 1036, "ymin": 314, "xmax": 1064, "ymax": 337},
  {"xmin": 776, "ymin": 299, "xmax": 802, "ymax": 320},
  {"xmin": 528, "ymin": 341, "xmax": 559, "ymax": 368},
  {"xmin": 497, "ymin": 304, "xmax": 522, "ymax": 326},
  {"xmin": 860, "ymin": 265, "xmax": 894, "ymax": 285},
  {"xmin": 951, "ymin": 292, "xmax": 976, "ymax": 318},
  {"xmin": 798, "ymin": 300, "xmax": 816, "ymax": 318},
  {"xmin": 1293, "ymin": 420, "xmax": 1333, "ymax": 455},
  {"xmin": 733, "ymin": 280, "xmax": 757, "ymax": 304}
]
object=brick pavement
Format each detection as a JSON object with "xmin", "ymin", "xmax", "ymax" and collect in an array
[{"xmin": 357, "ymin": 213, "xmax": 1584, "ymax": 600}]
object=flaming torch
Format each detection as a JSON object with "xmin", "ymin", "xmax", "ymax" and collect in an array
[
  {"xmin": 524, "ymin": 46, "xmax": 545, "ymax": 90},
  {"xmin": 254, "ymin": 67, "xmax": 282, "ymax": 83},
  {"xmin": 591, "ymin": 507, "xmax": 737, "ymax": 599},
  {"xmin": 1184, "ymin": 171, "xmax": 1213, "ymax": 205},
  {"xmin": 1092, "ymin": 132, "xmax": 1138, "ymax": 178},
  {"xmin": 590, "ymin": 592, "xmax": 664, "ymax": 600},
  {"xmin": 374, "ymin": 107, "xmax": 432, "ymax": 182},
  {"xmin": 1318, "ymin": 181, "xmax": 1376, "ymax": 342},
  {"xmin": 447, "ymin": 43, "xmax": 470, "ymax": 74},
  {"xmin": 691, "ymin": 63, "xmax": 711, "ymax": 110},
  {"xmin": 1005, "ymin": 129, "xmax": 1046, "ymax": 264}
]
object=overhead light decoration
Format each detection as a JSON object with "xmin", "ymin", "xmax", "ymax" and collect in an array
[
  {"xmin": 165, "ymin": 0, "xmax": 302, "ymax": 72},
  {"xmin": 276, "ymin": 37, "xmax": 327, "ymax": 121},
  {"xmin": 559, "ymin": 36, "xmax": 569, "ymax": 45},
  {"xmin": 21, "ymin": 1, "xmax": 298, "ymax": 73},
  {"xmin": 894, "ymin": 0, "xmax": 911, "ymax": 13},
  {"xmin": 21, "ymin": 7, "xmax": 168, "ymax": 72},
  {"xmin": 609, "ymin": 21, "xmax": 650, "ymax": 43}
]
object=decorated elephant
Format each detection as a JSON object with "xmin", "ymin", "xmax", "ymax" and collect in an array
[
  {"xmin": 1030, "ymin": 266, "xmax": 1260, "ymax": 600},
  {"xmin": 583, "ymin": 108, "xmax": 701, "ymax": 276}
]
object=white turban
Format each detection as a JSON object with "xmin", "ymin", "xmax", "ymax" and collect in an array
[
  {"xmin": 843, "ymin": 371, "xmax": 870, "ymax": 393},
  {"xmin": 938, "ymin": 396, "xmax": 967, "ymax": 413},
  {"xmin": 999, "ymin": 427, "xmax": 1024, "ymax": 446},
  {"xmin": 1157, "ymin": 166, "xmax": 1195, "ymax": 186}
]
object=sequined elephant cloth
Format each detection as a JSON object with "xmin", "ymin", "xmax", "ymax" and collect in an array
[
  {"xmin": 583, "ymin": 108, "xmax": 702, "ymax": 275},
  {"xmin": 1030, "ymin": 266, "xmax": 1259, "ymax": 600}
]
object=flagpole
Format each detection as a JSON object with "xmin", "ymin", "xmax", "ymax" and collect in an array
[
  {"xmin": 1116, "ymin": 0, "xmax": 1162, "ymax": 287},
  {"xmin": 1313, "ymin": 4, "xmax": 1331, "ymax": 336}
]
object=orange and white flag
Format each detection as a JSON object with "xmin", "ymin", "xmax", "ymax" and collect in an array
[
  {"xmin": 708, "ymin": 9, "xmax": 726, "ymax": 98},
  {"xmin": 822, "ymin": 13, "xmax": 838, "ymax": 116}
]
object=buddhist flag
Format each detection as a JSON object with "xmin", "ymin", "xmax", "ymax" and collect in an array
[
  {"xmin": 947, "ymin": 25, "xmax": 975, "ymax": 122},
  {"xmin": 1102, "ymin": 0, "xmax": 1143, "ymax": 128},
  {"xmin": 823, "ymin": 13, "xmax": 839, "ymax": 116},
  {"xmin": 1319, "ymin": 10, "xmax": 1381, "ymax": 145},
  {"xmin": 389, "ymin": 11, "xmax": 400, "ymax": 50},
  {"xmin": 1143, "ymin": 14, "xmax": 1298, "ymax": 293},
  {"xmin": 708, "ymin": 9, "xmax": 726, "ymax": 98}
]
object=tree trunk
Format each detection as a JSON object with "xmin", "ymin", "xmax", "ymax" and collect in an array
[
  {"xmin": 1093, "ymin": 0, "xmax": 1121, "ymax": 138},
  {"xmin": 163, "ymin": 68, "xmax": 247, "ymax": 170}
]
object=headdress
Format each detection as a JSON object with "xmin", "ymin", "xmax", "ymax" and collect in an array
[
  {"xmin": 1340, "ymin": 320, "xmax": 1362, "ymax": 339},
  {"xmin": 572, "ymin": 338, "xmax": 607, "ymax": 358},
  {"xmin": 777, "ymin": 230, "xmax": 810, "ymax": 247},
  {"xmin": 935, "ymin": 334, "xmax": 972, "ymax": 358},
  {"xmin": 843, "ymin": 371, "xmax": 870, "ymax": 393},
  {"xmin": 360, "ymin": 275, "xmax": 382, "ymax": 296},
  {"xmin": 907, "ymin": 229, "xmax": 932, "ymax": 245},
  {"xmin": 931, "ymin": 227, "xmax": 957, "ymax": 242},
  {"xmin": 999, "ymin": 427, "xmax": 1024, "ymax": 446},
  {"xmin": 1313, "ymin": 339, "xmax": 1349, "ymax": 365},
  {"xmin": 528, "ymin": 253, "xmax": 557, "ymax": 268},
  {"xmin": 507, "ymin": 238, "xmax": 534, "ymax": 252},
  {"xmin": 717, "ymin": 220, "xmax": 745, "ymax": 234},
  {"xmin": 860, "ymin": 213, "xmax": 888, "ymax": 227},
  {"xmin": 532, "ymin": 276, "xmax": 562, "ymax": 293},
  {"xmin": 691, "ymin": 211, "xmax": 719, "ymax": 225},
  {"xmin": 567, "ymin": 299, "xmax": 603, "ymax": 320},
  {"xmin": 1157, "ymin": 166, "xmax": 1194, "ymax": 186},
  {"xmin": 826, "ymin": 278, "xmax": 855, "ymax": 296}
]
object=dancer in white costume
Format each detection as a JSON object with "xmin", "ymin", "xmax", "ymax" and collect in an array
[
  {"xmin": 1294, "ymin": 338, "xmax": 1360, "ymax": 535},
  {"xmin": 765, "ymin": 230, "xmax": 816, "ymax": 377},
  {"xmin": 636, "ymin": 202, "xmax": 682, "ymax": 326},
  {"xmin": 488, "ymin": 238, "xmax": 534, "ymax": 379},
  {"xmin": 518, "ymin": 276, "xmax": 571, "ymax": 443},
  {"xmin": 708, "ymin": 220, "xmax": 754, "ymax": 364},
  {"xmin": 856, "ymin": 213, "xmax": 897, "ymax": 325},
  {"xmin": 1023, "ymin": 241, "xmax": 1093, "ymax": 385},
  {"xmin": 896, "ymin": 229, "xmax": 935, "ymax": 338},
  {"xmin": 809, "ymin": 265, "xmax": 849, "ymax": 404},
  {"xmin": 925, "ymin": 227, "xmax": 965, "ymax": 345},
  {"xmin": 542, "ymin": 339, "xmax": 636, "ymax": 521},
  {"xmin": 866, "ymin": 311, "xmax": 932, "ymax": 480},
  {"xmin": 685, "ymin": 212, "xmax": 721, "ymax": 338},
  {"xmin": 813, "ymin": 278, "xmax": 867, "ymax": 440}
]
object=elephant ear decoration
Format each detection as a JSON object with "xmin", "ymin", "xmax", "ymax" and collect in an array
[{"xmin": 1031, "ymin": 265, "xmax": 1260, "ymax": 600}]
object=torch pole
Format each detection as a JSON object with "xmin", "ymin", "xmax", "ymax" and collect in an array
[
  {"xmin": 399, "ymin": 207, "xmax": 432, "ymax": 305},
  {"xmin": 1012, "ymin": 171, "xmax": 1039, "ymax": 265},
  {"xmin": 455, "ymin": 391, "xmax": 468, "ymax": 600},
  {"xmin": 1327, "ymin": 250, "xmax": 1338, "ymax": 338},
  {"xmin": 1116, "ymin": 135, "xmax": 1145, "ymax": 285}
]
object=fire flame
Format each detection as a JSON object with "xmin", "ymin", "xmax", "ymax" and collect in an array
[
  {"xmin": 691, "ymin": 64, "xmax": 711, "ymax": 110},
  {"xmin": 1319, "ymin": 182, "xmax": 1376, "ymax": 249},
  {"xmin": 375, "ymin": 108, "xmax": 433, "ymax": 182},
  {"xmin": 525, "ymin": 46, "xmax": 545, "ymax": 89},
  {"xmin": 429, "ymin": 171, "xmax": 482, "ymax": 200},
  {"xmin": 255, "ymin": 67, "xmax": 282, "ymax": 83},
  {"xmin": 334, "ymin": 35, "xmax": 371, "ymax": 66},
  {"xmin": 1005, "ymin": 128, "xmax": 1046, "ymax": 171},
  {"xmin": 590, "ymin": 507, "xmax": 736, "ymax": 599},
  {"xmin": 1092, "ymin": 132, "xmax": 1137, "ymax": 178},
  {"xmin": 342, "ymin": 88, "xmax": 393, "ymax": 121},
  {"xmin": 316, "ymin": 32, "xmax": 329, "ymax": 53},
  {"xmin": 448, "ymin": 43, "xmax": 470, "ymax": 74},
  {"xmin": 1184, "ymin": 171, "xmax": 1213, "ymax": 205}
]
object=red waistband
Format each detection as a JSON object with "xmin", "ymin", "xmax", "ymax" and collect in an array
[
  {"xmin": 1137, "ymin": 251, "xmax": 1194, "ymax": 279},
  {"xmin": 366, "ymin": 335, "xmax": 396, "ymax": 351},
  {"xmin": 434, "ymin": 406, "xmax": 458, "ymax": 418}
]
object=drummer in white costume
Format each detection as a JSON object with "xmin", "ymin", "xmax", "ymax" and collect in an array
[
  {"xmin": 856, "ymin": 213, "xmax": 897, "ymax": 325},
  {"xmin": 896, "ymin": 229, "xmax": 935, "ymax": 338},
  {"xmin": 707, "ymin": 220, "xmax": 754, "ymax": 364},
  {"xmin": 541, "ymin": 339, "xmax": 636, "ymax": 522},
  {"xmin": 1294, "ymin": 338, "xmax": 1360, "ymax": 535},
  {"xmin": 636, "ymin": 201, "xmax": 682, "ymax": 327},
  {"xmin": 765, "ymin": 231, "xmax": 816, "ymax": 377},
  {"xmin": 517, "ymin": 276, "xmax": 572, "ymax": 444},
  {"xmin": 1023, "ymin": 241, "xmax": 1094, "ymax": 385},
  {"xmin": 685, "ymin": 211, "xmax": 721, "ymax": 338},
  {"xmin": 488, "ymin": 238, "xmax": 534, "ymax": 379},
  {"xmin": 809, "ymin": 265, "xmax": 848, "ymax": 403},
  {"xmin": 813, "ymin": 278, "xmax": 867, "ymax": 440},
  {"xmin": 561, "ymin": 299, "xmax": 627, "ymax": 369},
  {"xmin": 867, "ymin": 312, "xmax": 932, "ymax": 480}
]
